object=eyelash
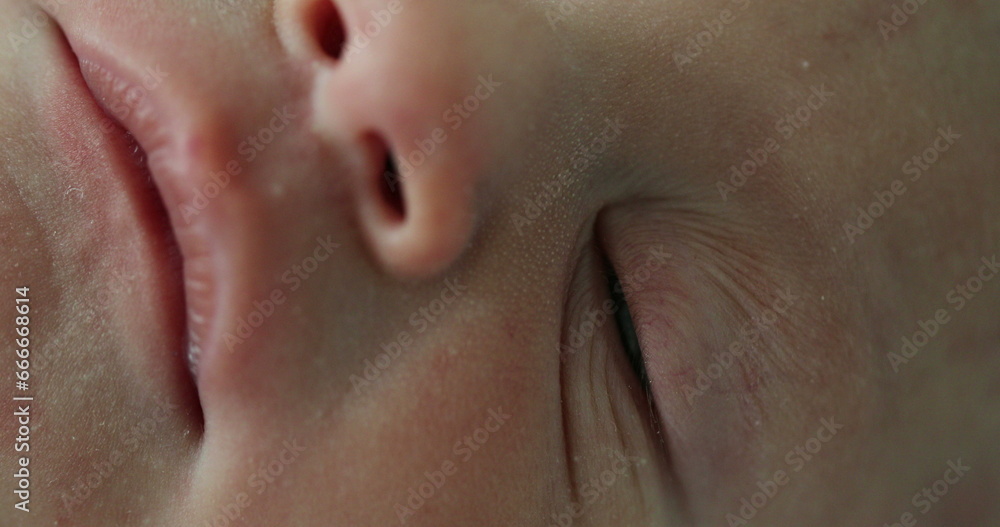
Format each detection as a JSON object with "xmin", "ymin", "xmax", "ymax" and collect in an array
[{"xmin": 608, "ymin": 272, "xmax": 650, "ymax": 387}]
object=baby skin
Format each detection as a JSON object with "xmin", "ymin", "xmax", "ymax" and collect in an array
[{"xmin": 0, "ymin": 0, "xmax": 998, "ymax": 525}]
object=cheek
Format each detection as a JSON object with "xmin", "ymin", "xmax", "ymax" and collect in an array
[{"xmin": 243, "ymin": 316, "xmax": 569, "ymax": 526}]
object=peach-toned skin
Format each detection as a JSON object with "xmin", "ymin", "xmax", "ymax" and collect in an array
[{"xmin": 0, "ymin": 0, "xmax": 997, "ymax": 525}]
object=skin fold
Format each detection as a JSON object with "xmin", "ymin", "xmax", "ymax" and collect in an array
[{"xmin": 0, "ymin": 0, "xmax": 997, "ymax": 525}]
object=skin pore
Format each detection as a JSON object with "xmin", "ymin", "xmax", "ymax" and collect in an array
[{"xmin": 0, "ymin": 0, "xmax": 998, "ymax": 525}]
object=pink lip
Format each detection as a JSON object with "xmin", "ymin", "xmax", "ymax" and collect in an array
[{"xmin": 63, "ymin": 39, "xmax": 226, "ymax": 381}]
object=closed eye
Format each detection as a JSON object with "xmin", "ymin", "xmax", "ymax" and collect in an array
[{"xmin": 608, "ymin": 271, "xmax": 650, "ymax": 388}]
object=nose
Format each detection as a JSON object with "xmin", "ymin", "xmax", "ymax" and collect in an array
[{"xmin": 275, "ymin": 0, "xmax": 494, "ymax": 278}]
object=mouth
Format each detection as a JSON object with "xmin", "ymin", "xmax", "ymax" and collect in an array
[{"xmin": 49, "ymin": 28, "xmax": 212, "ymax": 413}]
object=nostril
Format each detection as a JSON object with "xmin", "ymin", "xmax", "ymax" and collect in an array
[
  {"xmin": 379, "ymin": 153, "xmax": 406, "ymax": 220},
  {"xmin": 361, "ymin": 132, "xmax": 406, "ymax": 221},
  {"xmin": 312, "ymin": 1, "xmax": 346, "ymax": 60}
]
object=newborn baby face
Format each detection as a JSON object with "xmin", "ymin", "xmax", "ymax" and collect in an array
[{"xmin": 1, "ymin": 0, "xmax": 998, "ymax": 525}]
